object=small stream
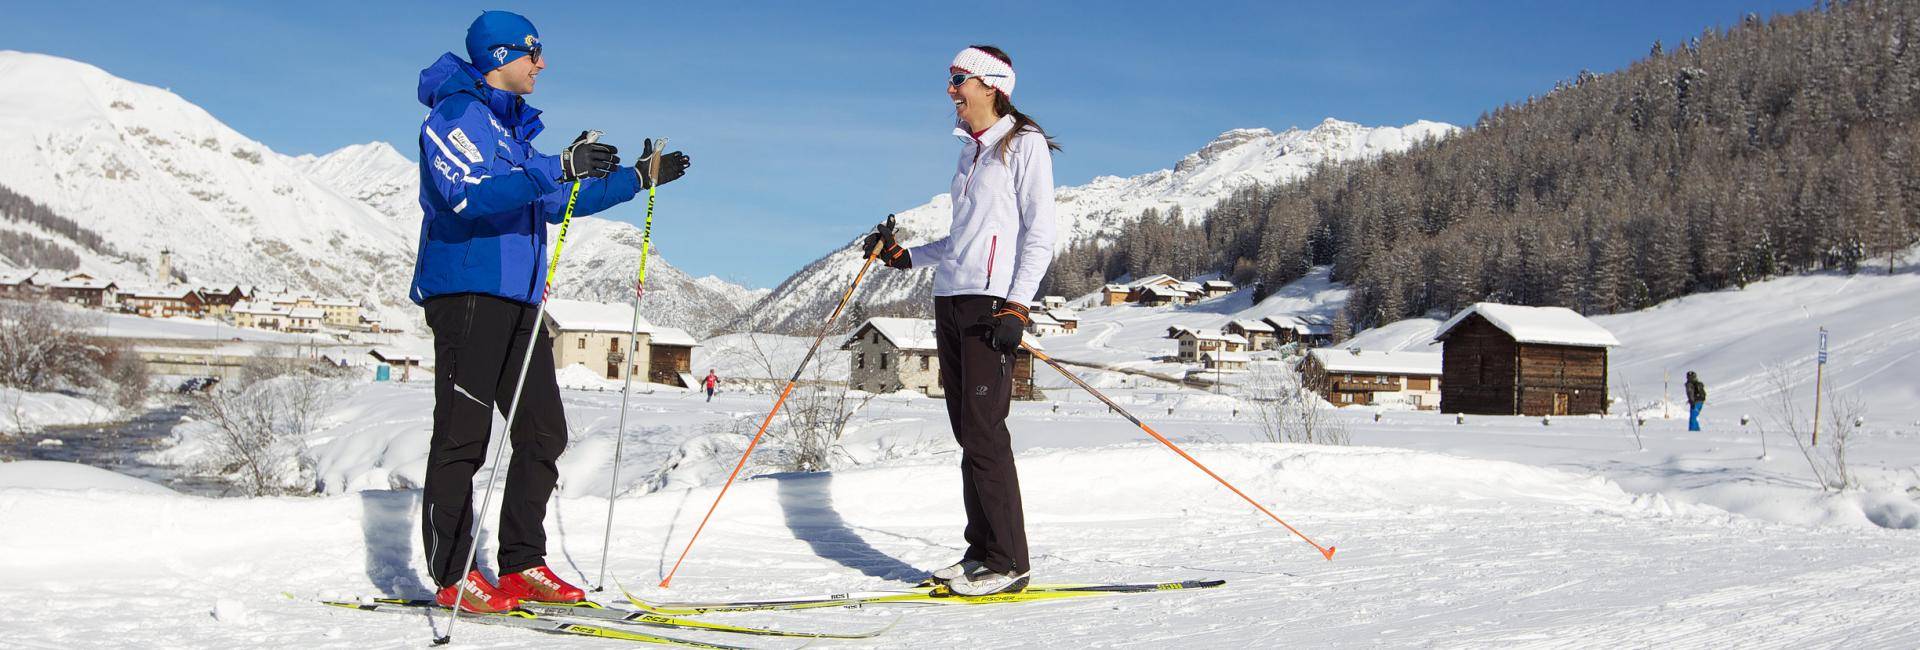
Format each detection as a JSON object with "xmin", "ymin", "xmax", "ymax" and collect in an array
[{"xmin": 0, "ymin": 404, "xmax": 239, "ymax": 497}]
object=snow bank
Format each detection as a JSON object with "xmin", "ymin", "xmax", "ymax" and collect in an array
[
  {"xmin": 0, "ymin": 460, "xmax": 176, "ymax": 495},
  {"xmin": 0, "ymin": 387, "xmax": 119, "ymax": 432}
]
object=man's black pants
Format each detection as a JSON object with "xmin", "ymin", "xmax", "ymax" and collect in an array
[
  {"xmin": 420, "ymin": 294, "xmax": 568, "ymax": 588},
  {"xmin": 934, "ymin": 295, "xmax": 1029, "ymax": 575}
]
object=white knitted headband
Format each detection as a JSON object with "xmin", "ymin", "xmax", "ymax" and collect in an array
[{"xmin": 951, "ymin": 47, "xmax": 1016, "ymax": 97}]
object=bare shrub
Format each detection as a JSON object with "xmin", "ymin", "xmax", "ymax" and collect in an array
[
  {"xmin": 1615, "ymin": 378, "xmax": 1646, "ymax": 451},
  {"xmin": 1243, "ymin": 361, "xmax": 1348, "ymax": 445},
  {"xmin": 191, "ymin": 364, "xmax": 344, "ymax": 495},
  {"xmin": 1761, "ymin": 363, "xmax": 1858, "ymax": 491},
  {"xmin": 0, "ymin": 298, "xmax": 101, "ymax": 391},
  {"xmin": 717, "ymin": 331, "xmax": 872, "ymax": 472}
]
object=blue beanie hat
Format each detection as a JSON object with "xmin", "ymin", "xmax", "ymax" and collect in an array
[{"xmin": 466, "ymin": 11, "xmax": 540, "ymax": 73}]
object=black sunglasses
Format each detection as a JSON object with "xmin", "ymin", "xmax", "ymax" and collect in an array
[{"xmin": 948, "ymin": 72, "xmax": 1006, "ymax": 87}]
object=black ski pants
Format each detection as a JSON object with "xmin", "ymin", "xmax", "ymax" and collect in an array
[
  {"xmin": 934, "ymin": 294, "xmax": 1029, "ymax": 574},
  {"xmin": 420, "ymin": 294, "xmax": 569, "ymax": 588}
]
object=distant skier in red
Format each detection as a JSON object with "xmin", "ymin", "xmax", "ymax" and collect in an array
[{"xmin": 702, "ymin": 369, "xmax": 719, "ymax": 402}]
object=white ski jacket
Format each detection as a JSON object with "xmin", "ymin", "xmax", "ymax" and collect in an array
[{"xmin": 908, "ymin": 114, "xmax": 1057, "ymax": 306}]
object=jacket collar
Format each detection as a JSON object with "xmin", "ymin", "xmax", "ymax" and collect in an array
[
  {"xmin": 953, "ymin": 114, "xmax": 1017, "ymax": 149},
  {"xmin": 418, "ymin": 52, "xmax": 545, "ymax": 140}
]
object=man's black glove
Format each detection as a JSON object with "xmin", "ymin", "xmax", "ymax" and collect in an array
[
  {"xmin": 976, "ymin": 300, "xmax": 1030, "ymax": 353},
  {"xmin": 637, "ymin": 139, "xmax": 691, "ymax": 188},
  {"xmin": 862, "ymin": 215, "xmax": 911, "ymax": 269},
  {"xmin": 560, "ymin": 130, "xmax": 619, "ymax": 182}
]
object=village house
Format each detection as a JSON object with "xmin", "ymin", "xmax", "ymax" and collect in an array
[
  {"xmin": 1202, "ymin": 280, "xmax": 1236, "ymax": 299},
  {"xmin": 646, "ymin": 326, "xmax": 699, "ymax": 387},
  {"xmin": 121, "ymin": 286, "xmax": 206, "ymax": 319},
  {"xmin": 0, "ymin": 270, "xmax": 44, "ymax": 298},
  {"xmin": 196, "ymin": 285, "xmax": 251, "ymax": 317},
  {"xmin": 286, "ymin": 307, "xmax": 324, "ymax": 333},
  {"xmin": 1264, "ymin": 314, "xmax": 1334, "ymax": 348},
  {"xmin": 1299, "ymin": 348, "xmax": 1444, "ymax": 410},
  {"xmin": 317, "ymin": 297, "xmax": 361, "ymax": 329},
  {"xmin": 1102, "ymin": 283, "xmax": 1130, "ymax": 306},
  {"xmin": 1433, "ymin": 303, "xmax": 1619, "ymax": 416},
  {"xmin": 545, "ymin": 299, "xmax": 647, "ymax": 382},
  {"xmin": 231, "ymin": 301, "xmax": 291, "ymax": 331},
  {"xmin": 47, "ymin": 274, "xmax": 118, "ymax": 308},
  {"xmin": 1171, "ymin": 328, "xmax": 1248, "ymax": 363},
  {"xmin": 1201, "ymin": 350, "xmax": 1251, "ymax": 371},
  {"xmin": 840, "ymin": 317, "xmax": 1040, "ymax": 400},
  {"xmin": 542, "ymin": 299, "xmax": 700, "ymax": 387},
  {"xmin": 1027, "ymin": 310, "xmax": 1069, "ymax": 337},
  {"xmin": 1046, "ymin": 308, "xmax": 1079, "ymax": 332},
  {"xmin": 1224, "ymin": 319, "xmax": 1277, "ymax": 350},
  {"xmin": 1132, "ymin": 284, "xmax": 1192, "ymax": 306},
  {"xmin": 1040, "ymin": 295, "xmax": 1068, "ymax": 310}
]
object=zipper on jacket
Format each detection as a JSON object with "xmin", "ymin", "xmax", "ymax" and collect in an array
[{"xmin": 984, "ymin": 235, "xmax": 998, "ymax": 290}]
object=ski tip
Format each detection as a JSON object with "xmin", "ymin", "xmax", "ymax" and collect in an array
[{"xmin": 1322, "ymin": 546, "xmax": 1337, "ymax": 560}]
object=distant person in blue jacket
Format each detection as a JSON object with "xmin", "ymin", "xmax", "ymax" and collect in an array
[
  {"xmin": 408, "ymin": 10, "xmax": 689, "ymax": 614},
  {"xmin": 1685, "ymin": 371, "xmax": 1707, "ymax": 432}
]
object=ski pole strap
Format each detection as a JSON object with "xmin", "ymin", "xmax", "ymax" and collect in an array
[{"xmin": 992, "ymin": 301, "xmax": 1031, "ymax": 325}]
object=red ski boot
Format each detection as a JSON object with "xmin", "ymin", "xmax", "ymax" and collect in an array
[
  {"xmin": 498, "ymin": 565, "xmax": 586, "ymax": 604},
  {"xmin": 435, "ymin": 570, "xmax": 520, "ymax": 613}
]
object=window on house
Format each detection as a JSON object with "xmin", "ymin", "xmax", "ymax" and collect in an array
[
  {"xmin": 880, "ymin": 353, "xmax": 889, "ymax": 370},
  {"xmin": 920, "ymin": 355, "xmax": 931, "ymax": 371},
  {"xmin": 577, "ymin": 338, "xmax": 585, "ymax": 350},
  {"xmin": 857, "ymin": 353, "xmax": 865, "ymax": 369}
]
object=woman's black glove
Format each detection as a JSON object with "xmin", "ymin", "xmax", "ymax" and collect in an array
[
  {"xmin": 976, "ymin": 301, "xmax": 1030, "ymax": 353},
  {"xmin": 861, "ymin": 215, "xmax": 911, "ymax": 269}
]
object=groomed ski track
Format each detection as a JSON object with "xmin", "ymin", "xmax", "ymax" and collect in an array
[{"xmin": 6, "ymin": 442, "xmax": 1919, "ymax": 648}]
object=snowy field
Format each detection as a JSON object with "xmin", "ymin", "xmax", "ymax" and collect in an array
[{"xmin": 4, "ymin": 267, "xmax": 1919, "ymax": 648}]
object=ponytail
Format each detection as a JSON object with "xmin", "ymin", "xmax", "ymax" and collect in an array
[{"xmin": 968, "ymin": 44, "xmax": 1062, "ymax": 160}]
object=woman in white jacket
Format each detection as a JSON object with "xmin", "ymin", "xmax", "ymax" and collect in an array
[{"xmin": 866, "ymin": 44, "xmax": 1058, "ymax": 596}]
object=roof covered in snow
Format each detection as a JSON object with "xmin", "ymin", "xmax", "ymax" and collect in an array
[
  {"xmin": 1227, "ymin": 318, "xmax": 1275, "ymax": 333},
  {"xmin": 842, "ymin": 317, "xmax": 1044, "ymax": 352},
  {"xmin": 1265, "ymin": 314, "xmax": 1332, "ymax": 335},
  {"xmin": 1434, "ymin": 303, "xmax": 1620, "ymax": 348},
  {"xmin": 1306, "ymin": 348, "xmax": 1442, "ymax": 376},
  {"xmin": 544, "ymin": 299, "xmax": 653, "ymax": 334},
  {"xmin": 846, "ymin": 317, "xmax": 939, "ymax": 351},
  {"xmin": 1175, "ymin": 329, "xmax": 1248, "ymax": 345},
  {"xmin": 1047, "ymin": 308, "xmax": 1079, "ymax": 322},
  {"xmin": 650, "ymin": 326, "xmax": 699, "ymax": 347}
]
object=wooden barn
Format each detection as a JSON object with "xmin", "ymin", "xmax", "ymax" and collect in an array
[{"xmin": 1433, "ymin": 303, "xmax": 1620, "ymax": 416}]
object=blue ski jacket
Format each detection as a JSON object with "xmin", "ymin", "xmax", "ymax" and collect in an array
[{"xmin": 408, "ymin": 52, "xmax": 641, "ymax": 305}]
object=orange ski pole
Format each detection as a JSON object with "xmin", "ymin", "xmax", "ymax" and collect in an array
[
  {"xmin": 659, "ymin": 217, "xmax": 893, "ymax": 588},
  {"xmin": 1023, "ymin": 343, "xmax": 1336, "ymax": 560}
]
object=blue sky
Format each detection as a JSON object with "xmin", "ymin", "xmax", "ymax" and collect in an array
[{"xmin": 3, "ymin": 1, "xmax": 1810, "ymax": 289}]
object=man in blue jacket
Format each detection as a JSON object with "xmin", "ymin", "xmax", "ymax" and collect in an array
[{"xmin": 410, "ymin": 10, "xmax": 689, "ymax": 613}]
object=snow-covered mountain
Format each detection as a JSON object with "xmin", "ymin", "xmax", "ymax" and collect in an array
[
  {"xmin": 0, "ymin": 51, "xmax": 762, "ymax": 336},
  {"xmin": 0, "ymin": 51, "xmax": 415, "ymax": 322},
  {"xmin": 739, "ymin": 118, "xmax": 1458, "ymax": 333},
  {"xmin": 547, "ymin": 218, "xmax": 770, "ymax": 336},
  {"xmin": 285, "ymin": 141, "xmax": 418, "ymax": 233},
  {"xmin": 293, "ymin": 142, "xmax": 767, "ymax": 337}
]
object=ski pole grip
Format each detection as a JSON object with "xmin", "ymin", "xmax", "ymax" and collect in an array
[{"xmin": 647, "ymin": 137, "xmax": 668, "ymax": 182}]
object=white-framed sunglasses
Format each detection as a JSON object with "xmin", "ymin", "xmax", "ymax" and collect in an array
[{"xmin": 948, "ymin": 72, "xmax": 1008, "ymax": 87}]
